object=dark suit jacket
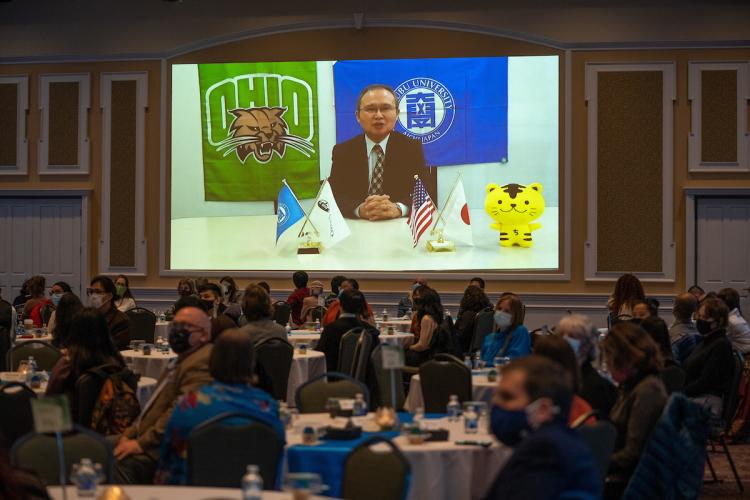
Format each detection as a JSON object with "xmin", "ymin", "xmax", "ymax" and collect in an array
[
  {"xmin": 105, "ymin": 305, "xmax": 131, "ymax": 351},
  {"xmin": 329, "ymin": 131, "xmax": 428, "ymax": 218}
]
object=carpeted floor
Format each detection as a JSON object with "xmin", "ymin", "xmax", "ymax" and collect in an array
[{"xmin": 701, "ymin": 442, "xmax": 750, "ymax": 499}]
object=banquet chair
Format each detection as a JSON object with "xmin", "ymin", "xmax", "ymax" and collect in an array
[
  {"xmin": 188, "ymin": 412, "xmax": 284, "ymax": 489},
  {"xmin": 469, "ymin": 309, "xmax": 495, "ymax": 353},
  {"xmin": 370, "ymin": 345, "xmax": 405, "ymax": 410},
  {"xmin": 11, "ymin": 425, "xmax": 114, "ymax": 486},
  {"xmin": 255, "ymin": 337, "xmax": 294, "ymax": 400},
  {"xmin": 311, "ymin": 305, "xmax": 327, "ymax": 322},
  {"xmin": 295, "ymin": 372, "xmax": 370, "ymax": 413},
  {"xmin": 420, "ymin": 354, "xmax": 471, "ymax": 413},
  {"xmin": 125, "ymin": 307, "xmax": 157, "ymax": 343},
  {"xmin": 74, "ymin": 364, "xmax": 140, "ymax": 430},
  {"xmin": 0, "ymin": 382, "xmax": 37, "ymax": 448},
  {"xmin": 338, "ymin": 327, "xmax": 374, "ymax": 383},
  {"xmin": 8, "ymin": 340, "xmax": 62, "ymax": 371},
  {"xmin": 272, "ymin": 301, "xmax": 291, "ymax": 326},
  {"xmin": 342, "ymin": 436, "xmax": 411, "ymax": 500},
  {"xmin": 575, "ymin": 418, "xmax": 617, "ymax": 485}
]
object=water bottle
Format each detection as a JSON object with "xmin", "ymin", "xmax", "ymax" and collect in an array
[
  {"xmin": 285, "ymin": 323, "xmax": 292, "ymax": 334},
  {"xmin": 447, "ymin": 395, "xmax": 461, "ymax": 422},
  {"xmin": 464, "ymin": 404, "xmax": 479, "ymax": 434},
  {"xmin": 382, "ymin": 308, "xmax": 389, "ymax": 322},
  {"xmin": 464, "ymin": 355, "xmax": 472, "ymax": 371},
  {"xmin": 27, "ymin": 356, "xmax": 37, "ymax": 373},
  {"xmin": 314, "ymin": 319, "xmax": 321, "ymax": 332},
  {"xmin": 26, "ymin": 356, "xmax": 39, "ymax": 386},
  {"xmin": 159, "ymin": 310, "xmax": 166, "ymax": 322},
  {"xmin": 353, "ymin": 393, "xmax": 367, "ymax": 417},
  {"xmin": 279, "ymin": 401, "xmax": 291, "ymax": 429},
  {"xmin": 413, "ymin": 407, "xmax": 425, "ymax": 429},
  {"xmin": 241, "ymin": 464, "xmax": 264, "ymax": 500},
  {"xmin": 71, "ymin": 458, "xmax": 103, "ymax": 497}
]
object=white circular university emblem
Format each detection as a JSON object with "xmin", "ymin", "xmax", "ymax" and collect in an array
[
  {"xmin": 394, "ymin": 77, "xmax": 455, "ymax": 145},
  {"xmin": 277, "ymin": 203, "xmax": 289, "ymax": 224}
]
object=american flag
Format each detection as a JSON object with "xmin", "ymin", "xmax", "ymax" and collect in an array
[{"xmin": 407, "ymin": 176, "xmax": 436, "ymax": 247}]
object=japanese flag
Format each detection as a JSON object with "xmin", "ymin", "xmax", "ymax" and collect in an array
[
  {"xmin": 442, "ymin": 178, "xmax": 473, "ymax": 246},
  {"xmin": 308, "ymin": 179, "xmax": 351, "ymax": 248}
]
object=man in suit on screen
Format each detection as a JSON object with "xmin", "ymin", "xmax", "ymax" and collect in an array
[{"xmin": 329, "ymin": 84, "xmax": 429, "ymax": 220}]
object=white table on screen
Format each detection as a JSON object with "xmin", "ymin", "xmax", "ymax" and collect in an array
[
  {"xmin": 288, "ymin": 413, "xmax": 510, "ymax": 500},
  {"xmin": 171, "ymin": 208, "xmax": 559, "ymax": 272},
  {"xmin": 122, "ymin": 349, "xmax": 177, "ymax": 379},
  {"xmin": 0, "ymin": 373, "xmax": 157, "ymax": 405},
  {"xmin": 287, "ymin": 350, "xmax": 326, "ymax": 405},
  {"xmin": 288, "ymin": 331, "xmax": 414, "ymax": 349},
  {"xmin": 404, "ymin": 373, "xmax": 497, "ymax": 413},
  {"xmin": 47, "ymin": 486, "xmax": 333, "ymax": 500}
]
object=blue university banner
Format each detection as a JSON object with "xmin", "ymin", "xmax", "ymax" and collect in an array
[
  {"xmin": 276, "ymin": 181, "xmax": 306, "ymax": 242},
  {"xmin": 333, "ymin": 57, "xmax": 509, "ymax": 166}
]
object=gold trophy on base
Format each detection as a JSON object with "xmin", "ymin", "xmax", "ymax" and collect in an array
[
  {"xmin": 297, "ymin": 210, "xmax": 322, "ymax": 254},
  {"xmin": 426, "ymin": 172, "xmax": 465, "ymax": 253}
]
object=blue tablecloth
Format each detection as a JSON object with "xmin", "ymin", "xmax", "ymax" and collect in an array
[{"xmin": 287, "ymin": 413, "xmax": 445, "ymax": 497}]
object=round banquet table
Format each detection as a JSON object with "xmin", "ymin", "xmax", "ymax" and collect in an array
[
  {"xmin": 404, "ymin": 372, "xmax": 497, "ymax": 412},
  {"xmin": 288, "ymin": 331, "xmax": 414, "ymax": 349},
  {"xmin": 287, "ymin": 350, "xmax": 327, "ymax": 405},
  {"xmin": 377, "ymin": 318, "xmax": 413, "ymax": 332},
  {"xmin": 14, "ymin": 334, "xmax": 54, "ymax": 344},
  {"xmin": 47, "ymin": 485, "xmax": 333, "ymax": 500},
  {"xmin": 286, "ymin": 412, "xmax": 510, "ymax": 500},
  {"xmin": 122, "ymin": 349, "xmax": 177, "ymax": 379},
  {"xmin": 0, "ymin": 373, "xmax": 157, "ymax": 406}
]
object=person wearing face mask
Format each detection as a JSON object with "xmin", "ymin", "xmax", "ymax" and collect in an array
[
  {"xmin": 197, "ymin": 284, "xmax": 238, "ymax": 340},
  {"xmin": 556, "ymin": 314, "xmax": 617, "ymax": 418},
  {"xmin": 114, "ymin": 275, "xmax": 137, "ymax": 313},
  {"xmin": 45, "ymin": 281, "xmax": 73, "ymax": 342},
  {"xmin": 484, "ymin": 356, "xmax": 601, "ymax": 500},
  {"xmin": 480, "ymin": 293, "xmax": 531, "ymax": 365},
  {"xmin": 682, "ymin": 297, "xmax": 734, "ymax": 419},
  {"xmin": 48, "ymin": 292, "xmax": 84, "ymax": 349},
  {"xmin": 164, "ymin": 279, "xmax": 197, "ymax": 321},
  {"xmin": 668, "ymin": 293, "xmax": 700, "ymax": 365},
  {"xmin": 88, "ymin": 275, "xmax": 131, "ymax": 351},
  {"xmin": 321, "ymin": 278, "xmax": 375, "ymax": 327},
  {"xmin": 112, "ymin": 305, "xmax": 213, "ymax": 484},
  {"xmin": 300, "ymin": 280, "xmax": 326, "ymax": 324},
  {"xmin": 397, "ymin": 278, "xmax": 427, "ymax": 318},
  {"xmin": 600, "ymin": 322, "xmax": 667, "ymax": 498}
]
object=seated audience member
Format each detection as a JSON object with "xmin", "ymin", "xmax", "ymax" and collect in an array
[
  {"xmin": 533, "ymin": 334, "xmax": 594, "ymax": 426},
  {"xmin": 48, "ymin": 293, "xmax": 84, "ymax": 349},
  {"xmin": 600, "ymin": 322, "xmax": 667, "ymax": 498},
  {"xmin": 454, "ymin": 285, "xmax": 492, "ymax": 354},
  {"xmin": 155, "ymin": 329, "xmax": 284, "ymax": 485},
  {"xmin": 165, "ymin": 279, "xmax": 197, "ymax": 320},
  {"xmin": 556, "ymin": 314, "xmax": 617, "ymax": 418},
  {"xmin": 324, "ymin": 275, "xmax": 346, "ymax": 307},
  {"xmin": 683, "ymin": 297, "xmax": 734, "ymax": 419},
  {"xmin": 257, "ymin": 281, "xmax": 271, "ymax": 295},
  {"xmin": 469, "ymin": 276, "xmax": 486, "ymax": 290},
  {"xmin": 717, "ymin": 287, "xmax": 750, "ymax": 354},
  {"xmin": 483, "ymin": 356, "xmax": 601, "ymax": 499},
  {"xmin": 607, "ymin": 273, "xmax": 646, "ymax": 321},
  {"xmin": 300, "ymin": 280, "xmax": 325, "ymax": 324},
  {"xmin": 397, "ymin": 278, "xmax": 428, "ymax": 318},
  {"xmin": 12, "ymin": 279, "xmax": 30, "ymax": 309},
  {"xmin": 219, "ymin": 276, "xmax": 241, "ymax": 305},
  {"xmin": 480, "ymin": 293, "xmax": 531, "ymax": 365},
  {"xmin": 631, "ymin": 299, "xmax": 656, "ymax": 321},
  {"xmin": 47, "ymin": 307, "xmax": 127, "ymax": 404},
  {"xmin": 113, "ymin": 305, "xmax": 213, "ymax": 484},
  {"xmin": 22, "ymin": 275, "xmax": 52, "ymax": 327},
  {"xmin": 687, "ymin": 285, "xmax": 705, "ymax": 302},
  {"xmin": 669, "ymin": 293, "xmax": 700, "ymax": 364},
  {"xmin": 198, "ymin": 284, "xmax": 238, "ymax": 340},
  {"xmin": 322, "ymin": 278, "xmax": 375, "ymax": 327},
  {"xmin": 286, "ymin": 271, "xmax": 310, "ymax": 326},
  {"xmin": 114, "ymin": 274, "xmax": 137, "ymax": 313},
  {"xmin": 405, "ymin": 287, "xmax": 444, "ymax": 367},
  {"xmin": 50, "ymin": 281, "xmax": 72, "ymax": 302},
  {"xmin": 640, "ymin": 317, "xmax": 677, "ymax": 366},
  {"xmin": 238, "ymin": 284, "xmax": 286, "ymax": 345},
  {"xmin": 88, "ymin": 275, "xmax": 130, "ymax": 350},
  {"xmin": 316, "ymin": 289, "xmax": 379, "ymax": 371}
]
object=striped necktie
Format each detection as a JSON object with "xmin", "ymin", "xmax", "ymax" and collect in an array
[{"xmin": 368, "ymin": 144, "xmax": 385, "ymax": 195}]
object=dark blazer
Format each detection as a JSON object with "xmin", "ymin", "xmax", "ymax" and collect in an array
[
  {"xmin": 683, "ymin": 328, "xmax": 734, "ymax": 398},
  {"xmin": 105, "ymin": 305, "xmax": 131, "ymax": 351},
  {"xmin": 329, "ymin": 131, "xmax": 429, "ymax": 218},
  {"xmin": 579, "ymin": 361, "xmax": 618, "ymax": 418},
  {"xmin": 484, "ymin": 420, "xmax": 602, "ymax": 500}
]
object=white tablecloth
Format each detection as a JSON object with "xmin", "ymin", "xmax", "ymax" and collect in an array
[
  {"xmin": 404, "ymin": 373, "xmax": 497, "ymax": 412},
  {"xmin": 378, "ymin": 318, "xmax": 413, "ymax": 332},
  {"xmin": 288, "ymin": 350, "xmax": 326, "ymax": 405},
  {"xmin": 122, "ymin": 349, "xmax": 177, "ymax": 379},
  {"xmin": 288, "ymin": 413, "xmax": 510, "ymax": 500},
  {"xmin": 287, "ymin": 332, "xmax": 414, "ymax": 349},
  {"xmin": 15, "ymin": 334, "xmax": 54, "ymax": 344},
  {"xmin": 0, "ymin": 373, "xmax": 157, "ymax": 405},
  {"xmin": 47, "ymin": 486, "xmax": 332, "ymax": 499}
]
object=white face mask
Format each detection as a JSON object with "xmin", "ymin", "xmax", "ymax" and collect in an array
[
  {"xmin": 564, "ymin": 336, "xmax": 581, "ymax": 355},
  {"xmin": 89, "ymin": 294, "xmax": 106, "ymax": 308},
  {"xmin": 525, "ymin": 398, "xmax": 559, "ymax": 429},
  {"xmin": 494, "ymin": 311, "xmax": 512, "ymax": 329}
]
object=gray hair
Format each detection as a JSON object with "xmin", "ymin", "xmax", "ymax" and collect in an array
[{"xmin": 556, "ymin": 314, "xmax": 597, "ymax": 364}]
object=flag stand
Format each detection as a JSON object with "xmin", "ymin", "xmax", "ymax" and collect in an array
[
  {"xmin": 290, "ymin": 179, "xmax": 322, "ymax": 254},
  {"xmin": 426, "ymin": 171, "xmax": 462, "ymax": 252}
]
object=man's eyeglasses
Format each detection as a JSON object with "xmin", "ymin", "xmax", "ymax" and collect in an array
[
  {"xmin": 86, "ymin": 288, "xmax": 106, "ymax": 296},
  {"xmin": 359, "ymin": 105, "xmax": 398, "ymax": 114}
]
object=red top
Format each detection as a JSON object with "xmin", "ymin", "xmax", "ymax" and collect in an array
[{"xmin": 286, "ymin": 287, "xmax": 310, "ymax": 325}]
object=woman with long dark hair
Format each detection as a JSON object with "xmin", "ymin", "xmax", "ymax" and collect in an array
[
  {"xmin": 48, "ymin": 292, "xmax": 84, "ymax": 348},
  {"xmin": 454, "ymin": 285, "xmax": 492, "ymax": 353},
  {"xmin": 406, "ymin": 286, "xmax": 444, "ymax": 367},
  {"xmin": 219, "ymin": 276, "xmax": 240, "ymax": 305},
  {"xmin": 607, "ymin": 273, "xmax": 646, "ymax": 320},
  {"xmin": 114, "ymin": 274, "xmax": 137, "ymax": 312}
]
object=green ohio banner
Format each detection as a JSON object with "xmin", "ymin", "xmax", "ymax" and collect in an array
[{"xmin": 198, "ymin": 62, "xmax": 320, "ymax": 201}]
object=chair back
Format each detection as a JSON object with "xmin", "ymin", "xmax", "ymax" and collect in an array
[
  {"xmin": 469, "ymin": 309, "xmax": 495, "ymax": 353},
  {"xmin": 0, "ymin": 382, "xmax": 37, "ymax": 447},
  {"xmin": 659, "ymin": 365, "xmax": 687, "ymax": 395},
  {"xmin": 255, "ymin": 337, "xmax": 294, "ymax": 401},
  {"xmin": 187, "ymin": 412, "xmax": 284, "ymax": 489},
  {"xmin": 311, "ymin": 306, "xmax": 327, "ymax": 322},
  {"xmin": 722, "ymin": 350, "xmax": 745, "ymax": 431},
  {"xmin": 342, "ymin": 437, "xmax": 411, "ymax": 500},
  {"xmin": 73, "ymin": 364, "xmax": 139, "ymax": 430},
  {"xmin": 8, "ymin": 341, "xmax": 62, "ymax": 371},
  {"xmin": 125, "ymin": 307, "xmax": 157, "ymax": 343},
  {"xmin": 10, "ymin": 425, "xmax": 113, "ymax": 486},
  {"xmin": 0, "ymin": 325, "xmax": 11, "ymax": 371},
  {"xmin": 370, "ymin": 345, "xmax": 405, "ymax": 410},
  {"xmin": 295, "ymin": 372, "xmax": 370, "ymax": 413},
  {"xmin": 420, "ymin": 353, "xmax": 472, "ymax": 413},
  {"xmin": 338, "ymin": 327, "xmax": 374, "ymax": 382},
  {"xmin": 272, "ymin": 301, "xmax": 291, "ymax": 326},
  {"xmin": 576, "ymin": 420, "xmax": 617, "ymax": 485}
]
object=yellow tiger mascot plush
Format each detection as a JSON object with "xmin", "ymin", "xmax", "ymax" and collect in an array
[{"xmin": 484, "ymin": 183, "xmax": 545, "ymax": 248}]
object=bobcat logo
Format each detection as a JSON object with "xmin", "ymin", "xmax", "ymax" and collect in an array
[{"xmin": 215, "ymin": 106, "xmax": 315, "ymax": 164}]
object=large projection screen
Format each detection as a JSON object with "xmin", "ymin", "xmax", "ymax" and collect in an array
[{"xmin": 170, "ymin": 56, "xmax": 559, "ymax": 273}]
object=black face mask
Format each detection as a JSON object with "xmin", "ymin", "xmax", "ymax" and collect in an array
[
  {"xmin": 201, "ymin": 299, "xmax": 215, "ymax": 312},
  {"xmin": 168, "ymin": 326, "xmax": 192, "ymax": 353},
  {"xmin": 696, "ymin": 319, "xmax": 714, "ymax": 336}
]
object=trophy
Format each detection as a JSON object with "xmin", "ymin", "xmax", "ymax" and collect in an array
[
  {"xmin": 426, "ymin": 226, "xmax": 455, "ymax": 252},
  {"xmin": 298, "ymin": 229, "xmax": 322, "ymax": 254}
]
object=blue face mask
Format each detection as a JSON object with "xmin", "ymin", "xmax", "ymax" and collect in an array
[
  {"xmin": 564, "ymin": 336, "xmax": 581, "ymax": 355},
  {"xmin": 494, "ymin": 311, "xmax": 512, "ymax": 330},
  {"xmin": 51, "ymin": 293, "xmax": 62, "ymax": 307},
  {"xmin": 490, "ymin": 405, "xmax": 529, "ymax": 446}
]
